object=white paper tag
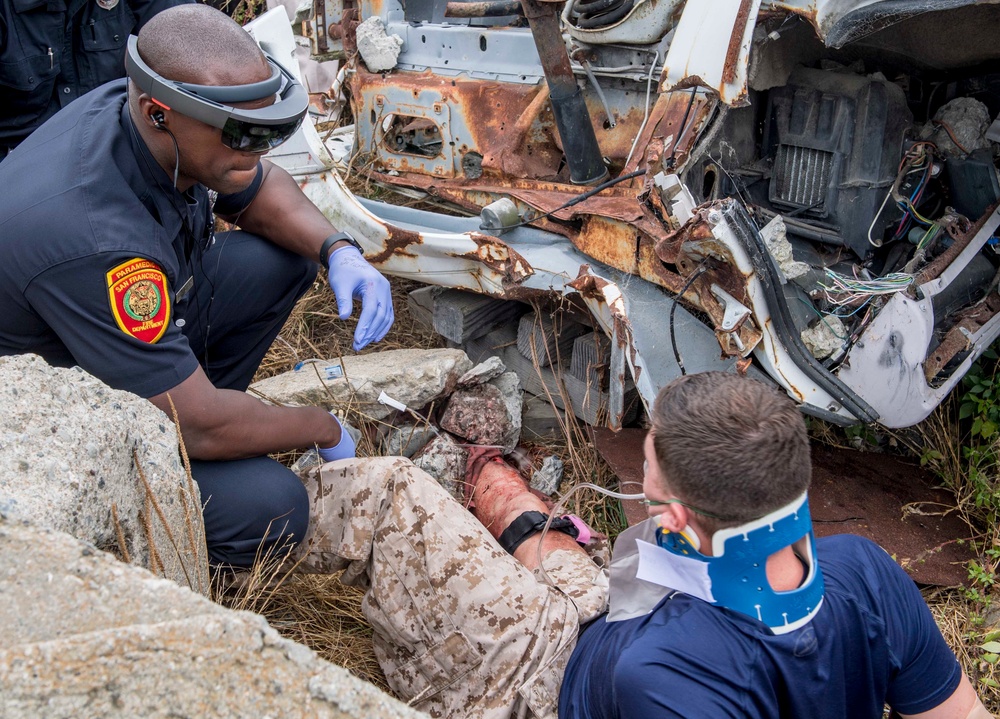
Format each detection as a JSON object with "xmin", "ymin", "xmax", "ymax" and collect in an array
[{"xmin": 635, "ymin": 539, "xmax": 715, "ymax": 603}]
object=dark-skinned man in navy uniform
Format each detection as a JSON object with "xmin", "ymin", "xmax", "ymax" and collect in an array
[{"xmin": 0, "ymin": 3, "xmax": 394, "ymax": 570}]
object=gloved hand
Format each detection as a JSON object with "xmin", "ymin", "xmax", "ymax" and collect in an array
[
  {"xmin": 327, "ymin": 245, "xmax": 394, "ymax": 351},
  {"xmin": 318, "ymin": 412, "xmax": 356, "ymax": 462}
]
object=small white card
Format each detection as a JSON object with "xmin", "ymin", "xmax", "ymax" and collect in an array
[{"xmin": 635, "ymin": 539, "xmax": 715, "ymax": 603}]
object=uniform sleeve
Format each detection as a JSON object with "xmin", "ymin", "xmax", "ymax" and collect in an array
[
  {"xmin": 24, "ymin": 254, "xmax": 200, "ymax": 398},
  {"xmin": 866, "ymin": 542, "xmax": 964, "ymax": 714}
]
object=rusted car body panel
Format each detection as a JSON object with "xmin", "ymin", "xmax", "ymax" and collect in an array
[{"xmin": 253, "ymin": 0, "xmax": 1000, "ymax": 429}]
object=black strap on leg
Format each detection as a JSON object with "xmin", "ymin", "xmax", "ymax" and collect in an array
[{"xmin": 497, "ymin": 510, "xmax": 580, "ymax": 555}]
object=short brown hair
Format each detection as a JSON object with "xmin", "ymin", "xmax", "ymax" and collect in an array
[{"xmin": 649, "ymin": 372, "xmax": 810, "ymax": 533}]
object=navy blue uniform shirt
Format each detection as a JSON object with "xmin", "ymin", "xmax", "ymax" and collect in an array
[
  {"xmin": 0, "ymin": 80, "xmax": 262, "ymax": 397},
  {"xmin": 0, "ymin": 0, "xmax": 190, "ymax": 151},
  {"xmin": 559, "ymin": 534, "xmax": 962, "ymax": 718}
]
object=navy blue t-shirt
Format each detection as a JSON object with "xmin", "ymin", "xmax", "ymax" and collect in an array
[
  {"xmin": 0, "ymin": 80, "xmax": 260, "ymax": 397},
  {"xmin": 559, "ymin": 535, "xmax": 962, "ymax": 718}
]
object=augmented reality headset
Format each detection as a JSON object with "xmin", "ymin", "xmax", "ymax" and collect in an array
[{"xmin": 124, "ymin": 35, "xmax": 308, "ymax": 153}]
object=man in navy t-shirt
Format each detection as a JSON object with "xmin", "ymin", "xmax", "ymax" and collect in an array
[{"xmin": 558, "ymin": 372, "xmax": 989, "ymax": 718}]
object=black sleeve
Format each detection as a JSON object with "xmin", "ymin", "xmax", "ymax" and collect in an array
[{"xmin": 24, "ymin": 254, "xmax": 200, "ymax": 398}]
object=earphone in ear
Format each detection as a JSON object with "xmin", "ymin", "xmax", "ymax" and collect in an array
[{"xmin": 151, "ymin": 110, "xmax": 166, "ymax": 129}]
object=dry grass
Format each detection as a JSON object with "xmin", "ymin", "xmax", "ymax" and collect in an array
[{"xmin": 926, "ymin": 586, "xmax": 1000, "ymax": 706}]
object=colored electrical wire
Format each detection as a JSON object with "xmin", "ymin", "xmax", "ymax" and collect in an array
[
  {"xmin": 932, "ymin": 119, "xmax": 970, "ymax": 154},
  {"xmin": 797, "ymin": 298, "xmax": 848, "ymax": 339},
  {"xmin": 818, "ymin": 269, "xmax": 913, "ymax": 319}
]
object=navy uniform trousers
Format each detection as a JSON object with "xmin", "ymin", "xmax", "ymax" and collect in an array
[{"xmin": 182, "ymin": 228, "xmax": 316, "ymax": 569}]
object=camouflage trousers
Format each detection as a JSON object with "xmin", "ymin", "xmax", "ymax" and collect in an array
[{"xmin": 291, "ymin": 457, "xmax": 610, "ymax": 719}]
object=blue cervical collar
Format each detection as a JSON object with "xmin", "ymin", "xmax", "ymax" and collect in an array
[{"xmin": 655, "ymin": 492, "xmax": 824, "ymax": 634}]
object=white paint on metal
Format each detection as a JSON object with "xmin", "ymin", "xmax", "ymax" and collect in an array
[
  {"xmin": 694, "ymin": 205, "xmax": 852, "ymax": 419},
  {"xmin": 663, "ymin": 0, "xmax": 763, "ymax": 106}
]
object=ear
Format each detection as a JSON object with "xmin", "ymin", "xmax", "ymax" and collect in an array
[
  {"xmin": 136, "ymin": 94, "xmax": 168, "ymax": 130},
  {"xmin": 657, "ymin": 500, "xmax": 689, "ymax": 534}
]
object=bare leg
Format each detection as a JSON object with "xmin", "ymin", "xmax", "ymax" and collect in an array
[{"xmin": 469, "ymin": 453, "xmax": 588, "ymax": 570}]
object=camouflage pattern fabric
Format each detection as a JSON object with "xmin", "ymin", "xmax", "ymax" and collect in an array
[{"xmin": 292, "ymin": 457, "xmax": 609, "ymax": 719}]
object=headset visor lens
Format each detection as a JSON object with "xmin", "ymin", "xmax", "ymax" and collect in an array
[{"xmin": 221, "ymin": 115, "xmax": 304, "ymax": 153}]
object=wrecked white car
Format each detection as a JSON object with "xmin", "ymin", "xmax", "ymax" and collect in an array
[{"xmin": 253, "ymin": 0, "xmax": 1000, "ymax": 430}]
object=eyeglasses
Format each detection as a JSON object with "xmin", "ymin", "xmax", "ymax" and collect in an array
[
  {"xmin": 639, "ymin": 497, "xmax": 728, "ymax": 519},
  {"xmin": 125, "ymin": 36, "xmax": 308, "ymax": 154},
  {"xmin": 640, "ymin": 460, "xmax": 727, "ymax": 520}
]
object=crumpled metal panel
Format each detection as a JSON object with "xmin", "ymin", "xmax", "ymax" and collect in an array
[
  {"xmin": 290, "ymin": 164, "xmax": 739, "ymax": 426},
  {"xmin": 350, "ymin": 67, "xmax": 567, "ymax": 181},
  {"xmin": 662, "ymin": 0, "xmax": 763, "ymax": 106},
  {"xmin": 764, "ymin": 0, "xmax": 987, "ymax": 48},
  {"xmin": 836, "ymin": 206, "xmax": 1000, "ymax": 428}
]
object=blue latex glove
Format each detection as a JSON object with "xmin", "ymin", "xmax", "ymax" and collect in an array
[
  {"xmin": 318, "ymin": 412, "xmax": 356, "ymax": 462},
  {"xmin": 327, "ymin": 245, "xmax": 394, "ymax": 351}
]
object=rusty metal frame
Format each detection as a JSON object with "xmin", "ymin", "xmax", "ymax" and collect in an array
[{"xmin": 259, "ymin": 2, "xmax": 1000, "ymax": 431}]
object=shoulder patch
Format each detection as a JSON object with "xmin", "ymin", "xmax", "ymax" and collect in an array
[{"xmin": 106, "ymin": 258, "xmax": 171, "ymax": 343}]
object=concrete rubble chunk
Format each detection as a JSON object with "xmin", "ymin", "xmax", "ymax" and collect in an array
[
  {"xmin": 490, "ymin": 371, "xmax": 523, "ymax": 451},
  {"xmin": 249, "ymin": 348, "xmax": 473, "ymax": 421},
  {"xmin": 411, "ymin": 433, "xmax": 469, "ymax": 502},
  {"xmin": 0, "ymin": 354, "xmax": 208, "ymax": 594},
  {"xmin": 457, "ymin": 355, "xmax": 507, "ymax": 388},
  {"xmin": 801, "ymin": 315, "xmax": 846, "ymax": 360},
  {"xmin": 439, "ymin": 372, "xmax": 523, "ymax": 452},
  {"xmin": 921, "ymin": 97, "xmax": 993, "ymax": 157},
  {"xmin": 383, "ymin": 423, "xmax": 438, "ymax": 458},
  {"xmin": 0, "ymin": 519, "xmax": 425, "ymax": 719},
  {"xmin": 530, "ymin": 455, "xmax": 564, "ymax": 496},
  {"xmin": 760, "ymin": 216, "xmax": 810, "ymax": 281},
  {"xmin": 355, "ymin": 16, "xmax": 403, "ymax": 73}
]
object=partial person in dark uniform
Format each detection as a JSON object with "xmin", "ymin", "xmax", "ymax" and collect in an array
[
  {"xmin": 0, "ymin": 4, "xmax": 394, "ymax": 569},
  {"xmin": 0, "ymin": 0, "xmax": 191, "ymax": 158}
]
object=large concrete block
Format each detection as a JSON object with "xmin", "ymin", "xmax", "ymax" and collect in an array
[
  {"xmin": 0, "ymin": 354, "xmax": 208, "ymax": 593},
  {"xmin": 0, "ymin": 519, "xmax": 424, "ymax": 719},
  {"xmin": 431, "ymin": 289, "xmax": 526, "ymax": 344},
  {"xmin": 516, "ymin": 312, "xmax": 586, "ymax": 368},
  {"xmin": 249, "ymin": 348, "xmax": 473, "ymax": 421},
  {"xmin": 465, "ymin": 327, "xmax": 639, "ymax": 427}
]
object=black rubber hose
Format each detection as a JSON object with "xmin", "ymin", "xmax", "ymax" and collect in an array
[
  {"xmin": 572, "ymin": 0, "xmax": 620, "ymax": 15},
  {"xmin": 576, "ymin": 0, "xmax": 634, "ymax": 28}
]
